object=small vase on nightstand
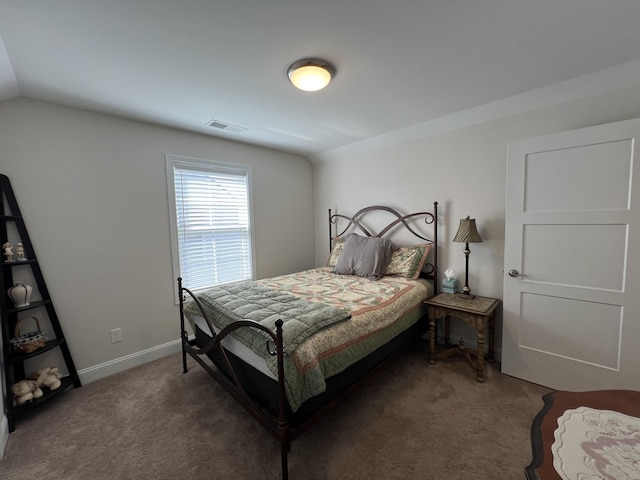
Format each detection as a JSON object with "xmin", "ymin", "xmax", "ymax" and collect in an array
[{"xmin": 7, "ymin": 281, "xmax": 33, "ymax": 307}]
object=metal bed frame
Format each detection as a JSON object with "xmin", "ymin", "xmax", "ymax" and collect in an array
[{"xmin": 178, "ymin": 202, "xmax": 438, "ymax": 479}]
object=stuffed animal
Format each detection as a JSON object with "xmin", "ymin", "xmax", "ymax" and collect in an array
[
  {"xmin": 11, "ymin": 379, "xmax": 43, "ymax": 406},
  {"xmin": 28, "ymin": 367, "xmax": 62, "ymax": 391}
]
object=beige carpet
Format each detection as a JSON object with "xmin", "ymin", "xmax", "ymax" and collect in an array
[{"xmin": 0, "ymin": 340, "xmax": 549, "ymax": 479}]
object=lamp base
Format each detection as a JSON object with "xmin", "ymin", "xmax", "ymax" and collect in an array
[
  {"xmin": 456, "ymin": 283, "xmax": 475, "ymax": 299},
  {"xmin": 455, "ymin": 292, "xmax": 476, "ymax": 300}
]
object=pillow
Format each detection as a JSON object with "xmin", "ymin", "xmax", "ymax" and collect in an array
[
  {"xmin": 333, "ymin": 234, "xmax": 396, "ymax": 279},
  {"xmin": 386, "ymin": 244, "xmax": 432, "ymax": 280},
  {"xmin": 325, "ymin": 236, "xmax": 348, "ymax": 268}
]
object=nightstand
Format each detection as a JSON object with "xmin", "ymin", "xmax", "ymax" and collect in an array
[{"xmin": 425, "ymin": 292, "xmax": 500, "ymax": 382}]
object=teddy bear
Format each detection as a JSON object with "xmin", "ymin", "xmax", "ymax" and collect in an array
[
  {"xmin": 28, "ymin": 366, "xmax": 62, "ymax": 391},
  {"xmin": 11, "ymin": 379, "xmax": 43, "ymax": 406}
]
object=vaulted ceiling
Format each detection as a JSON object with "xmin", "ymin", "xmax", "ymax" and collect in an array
[{"xmin": 1, "ymin": 1, "xmax": 640, "ymax": 157}]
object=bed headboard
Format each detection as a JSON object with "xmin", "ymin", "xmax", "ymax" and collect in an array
[{"xmin": 328, "ymin": 202, "xmax": 438, "ymax": 289}]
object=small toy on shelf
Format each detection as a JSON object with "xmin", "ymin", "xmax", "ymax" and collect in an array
[
  {"xmin": 3, "ymin": 241, "xmax": 14, "ymax": 262},
  {"xmin": 11, "ymin": 379, "xmax": 43, "ymax": 406},
  {"xmin": 15, "ymin": 242, "xmax": 26, "ymax": 261},
  {"xmin": 29, "ymin": 367, "xmax": 62, "ymax": 391}
]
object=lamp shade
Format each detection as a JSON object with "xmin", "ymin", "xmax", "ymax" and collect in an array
[
  {"xmin": 287, "ymin": 59, "xmax": 335, "ymax": 91},
  {"xmin": 452, "ymin": 216, "xmax": 482, "ymax": 243}
]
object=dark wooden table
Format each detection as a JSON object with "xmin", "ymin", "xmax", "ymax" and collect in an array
[{"xmin": 526, "ymin": 389, "xmax": 640, "ymax": 479}]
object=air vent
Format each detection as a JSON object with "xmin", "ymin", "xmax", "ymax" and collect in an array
[{"xmin": 206, "ymin": 119, "xmax": 247, "ymax": 134}]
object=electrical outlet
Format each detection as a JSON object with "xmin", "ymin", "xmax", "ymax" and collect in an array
[{"xmin": 110, "ymin": 328, "xmax": 122, "ymax": 344}]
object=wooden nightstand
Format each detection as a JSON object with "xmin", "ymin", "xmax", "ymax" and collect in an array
[{"xmin": 425, "ymin": 292, "xmax": 500, "ymax": 382}]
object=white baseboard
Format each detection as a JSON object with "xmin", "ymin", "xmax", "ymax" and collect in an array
[
  {"xmin": 78, "ymin": 338, "xmax": 183, "ymax": 385},
  {"xmin": 0, "ymin": 415, "xmax": 8, "ymax": 460}
]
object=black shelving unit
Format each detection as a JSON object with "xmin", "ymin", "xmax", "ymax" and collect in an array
[{"xmin": 0, "ymin": 174, "xmax": 80, "ymax": 432}]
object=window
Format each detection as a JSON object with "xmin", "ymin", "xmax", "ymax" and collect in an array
[{"xmin": 167, "ymin": 155, "xmax": 254, "ymax": 296}]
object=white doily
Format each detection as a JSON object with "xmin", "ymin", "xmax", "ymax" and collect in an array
[{"xmin": 552, "ymin": 406, "xmax": 640, "ymax": 480}]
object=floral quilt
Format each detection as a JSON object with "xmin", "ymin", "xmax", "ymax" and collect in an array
[{"xmin": 185, "ymin": 267, "xmax": 431, "ymax": 411}]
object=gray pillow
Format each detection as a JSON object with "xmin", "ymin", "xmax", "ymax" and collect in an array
[{"xmin": 333, "ymin": 234, "xmax": 396, "ymax": 279}]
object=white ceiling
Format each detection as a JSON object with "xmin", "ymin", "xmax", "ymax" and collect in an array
[{"xmin": 1, "ymin": 0, "xmax": 640, "ymax": 158}]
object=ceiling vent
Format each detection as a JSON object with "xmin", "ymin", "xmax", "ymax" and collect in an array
[{"xmin": 206, "ymin": 119, "xmax": 247, "ymax": 134}]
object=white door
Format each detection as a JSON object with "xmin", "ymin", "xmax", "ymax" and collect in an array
[{"xmin": 502, "ymin": 117, "xmax": 640, "ymax": 391}]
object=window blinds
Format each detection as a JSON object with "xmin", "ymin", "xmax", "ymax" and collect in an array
[{"xmin": 173, "ymin": 163, "xmax": 252, "ymax": 290}]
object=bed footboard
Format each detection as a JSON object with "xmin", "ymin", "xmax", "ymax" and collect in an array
[
  {"xmin": 178, "ymin": 277, "xmax": 290, "ymax": 480},
  {"xmin": 177, "ymin": 202, "xmax": 438, "ymax": 479}
]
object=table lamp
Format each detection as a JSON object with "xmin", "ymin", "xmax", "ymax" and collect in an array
[{"xmin": 452, "ymin": 216, "xmax": 482, "ymax": 298}]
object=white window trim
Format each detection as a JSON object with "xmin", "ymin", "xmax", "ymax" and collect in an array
[{"xmin": 166, "ymin": 154, "xmax": 256, "ymax": 303}]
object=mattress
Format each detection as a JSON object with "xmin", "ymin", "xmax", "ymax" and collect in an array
[{"xmin": 184, "ymin": 267, "xmax": 433, "ymax": 410}]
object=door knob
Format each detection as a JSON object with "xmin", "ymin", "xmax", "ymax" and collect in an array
[{"xmin": 508, "ymin": 269, "xmax": 528, "ymax": 278}]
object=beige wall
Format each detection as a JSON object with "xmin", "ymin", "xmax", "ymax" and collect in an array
[
  {"xmin": 0, "ymin": 98, "xmax": 314, "ymax": 377},
  {"xmin": 312, "ymin": 83, "xmax": 640, "ymax": 348},
  {"xmin": 4, "ymin": 80, "xmax": 640, "ymax": 444}
]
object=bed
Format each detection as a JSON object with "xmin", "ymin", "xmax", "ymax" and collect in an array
[{"xmin": 178, "ymin": 203, "xmax": 438, "ymax": 479}]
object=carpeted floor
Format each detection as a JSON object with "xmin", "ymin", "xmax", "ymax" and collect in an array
[{"xmin": 0, "ymin": 340, "xmax": 550, "ymax": 479}]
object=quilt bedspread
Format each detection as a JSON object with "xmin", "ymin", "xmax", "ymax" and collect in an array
[
  {"xmin": 191, "ymin": 280, "xmax": 351, "ymax": 353},
  {"xmin": 185, "ymin": 267, "xmax": 430, "ymax": 411}
]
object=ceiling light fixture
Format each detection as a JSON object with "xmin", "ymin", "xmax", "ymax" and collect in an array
[{"xmin": 287, "ymin": 59, "xmax": 335, "ymax": 92}]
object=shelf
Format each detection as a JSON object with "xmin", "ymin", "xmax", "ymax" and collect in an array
[
  {"xmin": 1, "ymin": 174, "xmax": 80, "ymax": 432},
  {"xmin": 6, "ymin": 298, "xmax": 51, "ymax": 314},
  {"xmin": 1, "ymin": 259, "xmax": 37, "ymax": 268},
  {"xmin": 7, "ymin": 338, "xmax": 66, "ymax": 364},
  {"xmin": 8, "ymin": 375, "xmax": 79, "ymax": 415}
]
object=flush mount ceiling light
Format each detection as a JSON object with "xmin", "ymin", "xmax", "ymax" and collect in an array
[{"xmin": 287, "ymin": 59, "xmax": 335, "ymax": 92}]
